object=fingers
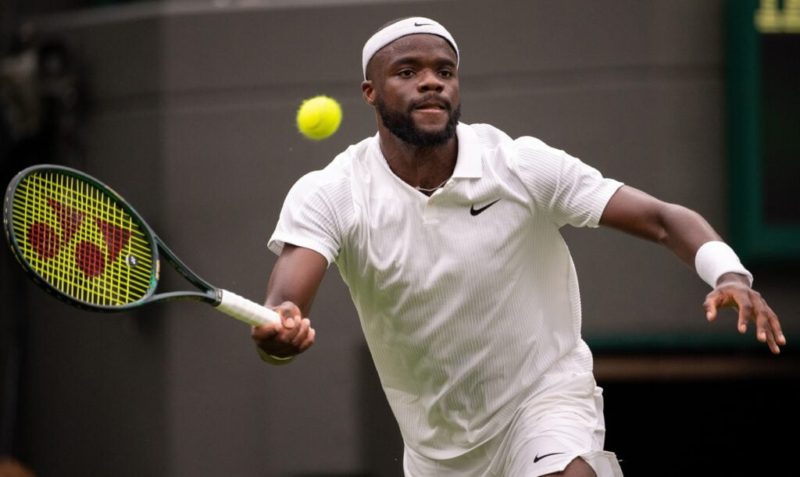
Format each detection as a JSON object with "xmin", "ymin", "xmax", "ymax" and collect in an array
[
  {"xmin": 736, "ymin": 299, "xmax": 753, "ymax": 334},
  {"xmin": 752, "ymin": 300, "xmax": 786, "ymax": 355},
  {"xmin": 250, "ymin": 321, "xmax": 281, "ymax": 340},
  {"xmin": 296, "ymin": 320, "xmax": 316, "ymax": 352},
  {"xmin": 706, "ymin": 284, "xmax": 786, "ymax": 355},
  {"xmin": 703, "ymin": 292, "xmax": 725, "ymax": 322},
  {"xmin": 250, "ymin": 302, "xmax": 316, "ymax": 359},
  {"xmin": 276, "ymin": 301, "xmax": 302, "ymax": 328},
  {"xmin": 285, "ymin": 318, "xmax": 313, "ymax": 349}
]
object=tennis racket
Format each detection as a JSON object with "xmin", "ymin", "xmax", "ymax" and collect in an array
[{"xmin": 3, "ymin": 164, "xmax": 279, "ymax": 326}]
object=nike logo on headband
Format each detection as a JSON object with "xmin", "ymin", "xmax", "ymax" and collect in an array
[{"xmin": 414, "ymin": 22, "xmax": 432, "ymax": 27}]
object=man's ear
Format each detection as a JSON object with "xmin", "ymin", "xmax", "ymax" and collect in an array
[{"xmin": 361, "ymin": 80, "xmax": 376, "ymax": 106}]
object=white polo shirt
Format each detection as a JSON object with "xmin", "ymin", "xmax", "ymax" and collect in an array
[{"xmin": 268, "ymin": 123, "xmax": 623, "ymax": 459}]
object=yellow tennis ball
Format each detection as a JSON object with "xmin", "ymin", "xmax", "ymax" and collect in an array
[{"xmin": 296, "ymin": 95, "xmax": 342, "ymax": 140}]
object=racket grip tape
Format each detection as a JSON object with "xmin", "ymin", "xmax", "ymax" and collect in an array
[{"xmin": 215, "ymin": 290, "xmax": 280, "ymax": 326}]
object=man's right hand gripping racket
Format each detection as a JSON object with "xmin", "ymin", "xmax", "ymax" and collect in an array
[{"xmin": 3, "ymin": 164, "xmax": 279, "ymax": 327}]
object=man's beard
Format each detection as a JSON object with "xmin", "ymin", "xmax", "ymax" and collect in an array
[{"xmin": 376, "ymin": 98, "xmax": 461, "ymax": 147}]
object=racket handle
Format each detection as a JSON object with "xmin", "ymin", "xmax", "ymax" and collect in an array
[{"xmin": 215, "ymin": 290, "xmax": 280, "ymax": 326}]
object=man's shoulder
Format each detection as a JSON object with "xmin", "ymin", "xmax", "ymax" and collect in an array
[
  {"xmin": 293, "ymin": 136, "xmax": 375, "ymax": 195},
  {"xmin": 463, "ymin": 122, "xmax": 513, "ymax": 148},
  {"xmin": 463, "ymin": 124, "xmax": 563, "ymax": 175},
  {"xmin": 464, "ymin": 123, "xmax": 553, "ymax": 153}
]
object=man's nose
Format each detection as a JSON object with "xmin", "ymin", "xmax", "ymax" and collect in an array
[{"xmin": 417, "ymin": 69, "xmax": 444, "ymax": 92}]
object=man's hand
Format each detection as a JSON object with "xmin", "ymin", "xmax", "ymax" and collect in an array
[
  {"xmin": 251, "ymin": 301, "xmax": 316, "ymax": 361},
  {"xmin": 704, "ymin": 273, "xmax": 786, "ymax": 354}
]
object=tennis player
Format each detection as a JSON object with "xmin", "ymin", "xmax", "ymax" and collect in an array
[{"xmin": 251, "ymin": 17, "xmax": 785, "ymax": 477}]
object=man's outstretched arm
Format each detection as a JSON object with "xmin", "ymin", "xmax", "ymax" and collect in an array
[
  {"xmin": 599, "ymin": 185, "xmax": 786, "ymax": 354},
  {"xmin": 251, "ymin": 244, "xmax": 328, "ymax": 364}
]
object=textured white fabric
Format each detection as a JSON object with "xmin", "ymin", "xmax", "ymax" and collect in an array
[
  {"xmin": 362, "ymin": 16, "xmax": 459, "ymax": 79},
  {"xmin": 403, "ymin": 370, "xmax": 623, "ymax": 476},
  {"xmin": 269, "ymin": 123, "xmax": 623, "ymax": 459},
  {"xmin": 694, "ymin": 240, "xmax": 753, "ymax": 288}
]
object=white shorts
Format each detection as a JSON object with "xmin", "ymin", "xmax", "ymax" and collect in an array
[{"xmin": 403, "ymin": 372, "xmax": 623, "ymax": 477}]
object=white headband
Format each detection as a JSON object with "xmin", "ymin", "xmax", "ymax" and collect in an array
[{"xmin": 362, "ymin": 17, "xmax": 459, "ymax": 79}]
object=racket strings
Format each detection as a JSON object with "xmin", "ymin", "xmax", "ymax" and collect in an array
[{"xmin": 10, "ymin": 171, "xmax": 154, "ymax": 306}]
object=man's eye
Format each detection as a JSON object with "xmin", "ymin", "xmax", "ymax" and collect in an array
[
  {"xmin": 398, "ymin": 69, "xmax": 415, "ymax": 78},
  {"xmin": 439, "ymin": 69, "xmax": 454, "ymax": 78}
]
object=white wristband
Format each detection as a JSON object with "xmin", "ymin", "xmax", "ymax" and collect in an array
[{"xmin": 694, "ymin": 241, "xmax": 753, "ymax": 288}]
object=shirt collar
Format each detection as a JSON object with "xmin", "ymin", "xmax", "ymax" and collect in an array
[
  {"xmin": 451, "ymin": 123, "xmax": 482, "ymax": 179},
  {"xmin": 369, "ymin": 122, "xmax": 483, "ymax": 179}
]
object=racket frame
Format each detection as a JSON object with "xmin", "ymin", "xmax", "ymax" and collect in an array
[{"xmin": 3, "ymin": 164, "xmax": 223, "ymax": 313}]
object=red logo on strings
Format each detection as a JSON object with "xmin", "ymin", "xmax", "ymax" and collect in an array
[{"xmin": 27, "ymin": 199, "xmax": 132, "ymax": 278}]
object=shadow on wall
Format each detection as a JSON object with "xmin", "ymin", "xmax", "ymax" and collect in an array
[{"xmin": 0, "ymin": 22, "xmax": 88, "ymax": 472}]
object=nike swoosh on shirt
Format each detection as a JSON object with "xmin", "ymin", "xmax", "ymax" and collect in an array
[
  {"xmin": 470, "ymin": 199, "xmax": 500, "ymax": 216},
  {"xmin": 533, "ymin": 452, "xmax": 564, "ymax": 463}
]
